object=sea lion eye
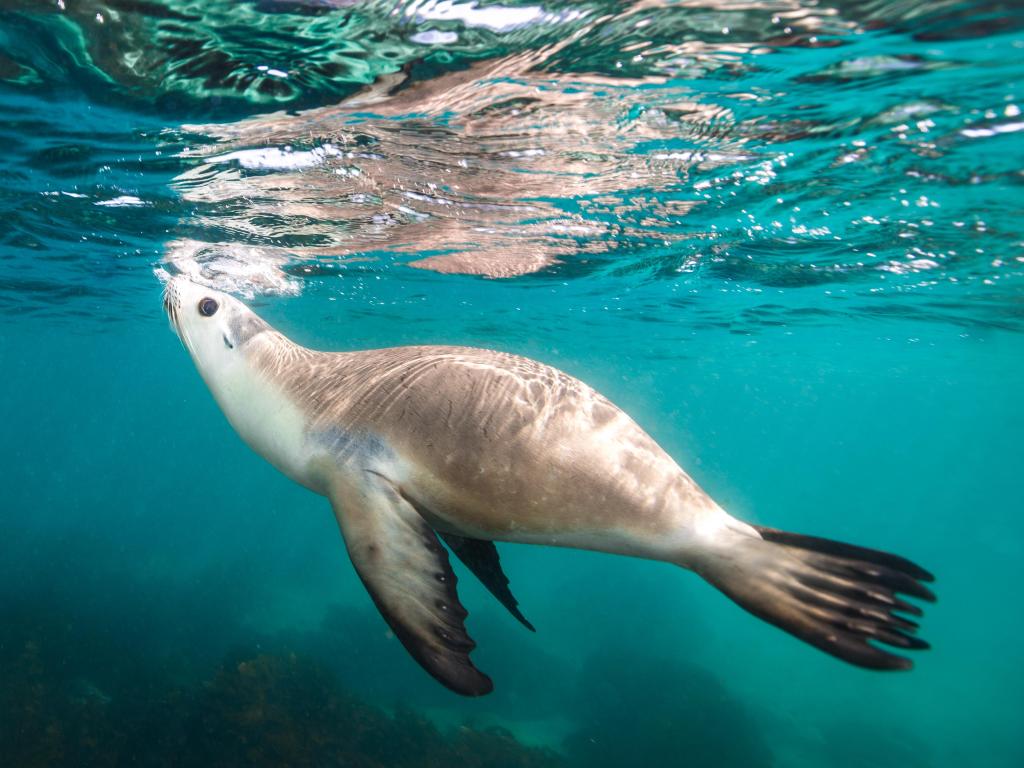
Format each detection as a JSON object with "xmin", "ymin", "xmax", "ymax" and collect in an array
[{"xmin": 198, "ymin": 297, "xmax": 219, "ymax": 317}]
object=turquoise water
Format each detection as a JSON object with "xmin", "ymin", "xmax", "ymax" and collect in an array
[{"xmin": 2, "ymin": 1, "xmax": 1023, "ymax": 766}]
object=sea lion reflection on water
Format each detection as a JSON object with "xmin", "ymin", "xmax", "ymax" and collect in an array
[{"xmin": 164, "ymin": 278, "xmax": 935, "ymax": 696}]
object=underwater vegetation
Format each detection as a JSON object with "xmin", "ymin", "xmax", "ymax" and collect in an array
[
  {"xmin": 0, "ymin": 594, "xmax": 563, "ymax": 768},
  {"xmin": 0, "ymin": 530, "xmax": 544, "ymax": 767},
  {"xmin": 0, "ymin": 534, "xmax": 782, "ymax": 768},
  {"xmin": 0, "ymin": 568, "xmax": 940, "ymax": 768},
  {"xmin": 0, "ymin": 579, "xmax": 772, "ymax": 768}
]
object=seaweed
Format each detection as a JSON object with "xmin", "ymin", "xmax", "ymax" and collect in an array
[{"xmin": 0, "ymin": 597, "xmax": 563, "ymax": 768}]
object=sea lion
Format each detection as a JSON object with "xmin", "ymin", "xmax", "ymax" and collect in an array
[{"xmin": 163, "ymin": 277, "xmax": 935, "ymax": 696}]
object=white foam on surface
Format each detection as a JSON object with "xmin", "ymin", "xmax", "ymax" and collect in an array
[
  {"xmin": 210, "ymin": 144, "xmax": 341, "ymax": 171},
  {"xmin": 960, "ymin": 121, "xmax": 1024, "ymax": 139},
  {"xmin": 408, "ymin": 1, "xmax": 544, "ymax": 32},
  {"xmin": 410, "ymin": 30, "xmax": 459, "ymax": 45},
  {"xmin": 95, "ymin": 195, "xmax": 148, "ymax": 207},
  {"xmin": 157, "ymin": 239, "xmax": 302, "ymax": 298},
  {"xmin": 406, "ymin": 1, "xmax": 584, "ymax": 33}
]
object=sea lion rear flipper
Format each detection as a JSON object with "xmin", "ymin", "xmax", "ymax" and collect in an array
[
  {"xmin": 439, "ymin": 534, "xmax": 536, "ymax": 632},
  {"xmin": 700, "ymin": 525, "xmax": 935, "ymax": 670},
  {"xmin": 328, "ymin": 471, "xmax": 493, "ymax": 697}
]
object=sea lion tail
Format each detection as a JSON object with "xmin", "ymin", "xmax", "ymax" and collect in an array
[{"xmin": 699, "ymin": 525, "xmax": 935, "ymax": 670}]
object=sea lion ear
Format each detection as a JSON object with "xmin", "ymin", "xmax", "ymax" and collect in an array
[
  {"xmin": 226, "ymin": 310, "xmax": 269, "ymax": 346},
  {"xmin": 329, "ymin": 471, "xmax": 493, "ymax": 697}
]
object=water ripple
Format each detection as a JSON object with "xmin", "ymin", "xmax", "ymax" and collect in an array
[{"xmin": 0, "ymin": 0, "xmax": 1021, "ymax": 330}]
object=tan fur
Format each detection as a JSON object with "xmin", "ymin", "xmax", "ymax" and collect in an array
[{"xmin": 243, "ymin": 329, "xmax": 747, "ymax": 565}]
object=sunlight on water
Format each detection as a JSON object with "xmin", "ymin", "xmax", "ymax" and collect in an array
[
  {"xmin": 1, "ymin": 2, "xmax": 1022, "ymax": 767},
  {"xmin": 1, "ymin": 0, "xmax": 1021, "ymax": 328}
]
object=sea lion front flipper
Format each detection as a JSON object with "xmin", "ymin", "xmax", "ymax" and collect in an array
[
  {"xmin": 439, "ymin": 534, "xmax": 535, "ymax": 632},
  {"xmin": 328, "ymin": 471, "xmax": 493, "ymax": 697}
]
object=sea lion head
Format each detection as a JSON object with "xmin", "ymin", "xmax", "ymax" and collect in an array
[{"xmin": 163, "ymin": 277, "xmax": 270, "ymax": 375}]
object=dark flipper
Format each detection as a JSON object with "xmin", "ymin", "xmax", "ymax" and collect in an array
[
  {"xmin": 440, "ymin": 533, "xmax": 535, "ymax": 632},
  {"xmin": 701, "ymin": 526, "xmax": 935, "ymax": 671},
  {"xmin": 753, "ymin": 525, "xmax": 935, "ymax": 584},
  {"xmin": 329, "ymin": 472, "xmax": 492, "ymax": 696}
]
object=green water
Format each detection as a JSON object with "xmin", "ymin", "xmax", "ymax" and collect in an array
[{"xmin": 1, "ymin": 2, "xmax": 1023, "ymax": 766}]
